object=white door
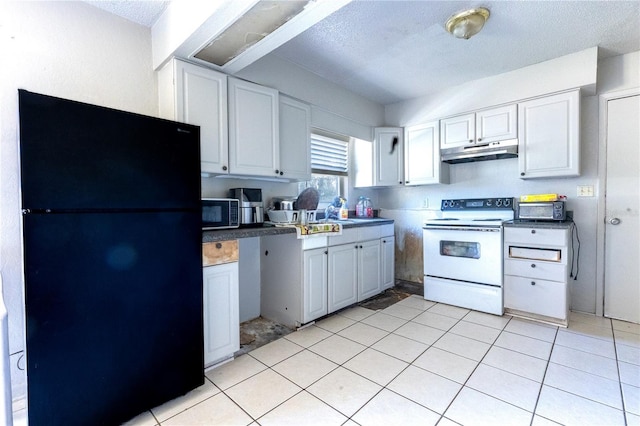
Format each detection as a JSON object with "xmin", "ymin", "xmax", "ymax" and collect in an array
[
  {"xmin": 604, "ymin": 94, "xmax": 640, "ymax": 323},
  {"xmin": 358, "ymin": 239, "xmax": 381, "ymax": 301},
  {"xmin": 303, "ymin": 248, "xmax": 328, "ymax": 323},
  {"xmin": 374, "ymin": 127, "xmax": 404, "ymax": 186},
  {"xmin": 328, "ymin": 243, "xmax": 358, "ymax": 313}
]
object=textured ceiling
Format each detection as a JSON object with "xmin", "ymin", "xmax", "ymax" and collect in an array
[
  {"xmin": 84, "ymin": 0, "xmax": 169, "ymax": 27},
  {"xmin": 272, "ymin": 1, "xmax": 640, "ymax": 104},
  {"xmin": 86, "ymin": 1, "xmax": 640, "ymax": 105}
]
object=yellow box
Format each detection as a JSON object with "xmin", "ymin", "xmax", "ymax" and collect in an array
[{"xmin": 519, "ymin": 194, "xmax": 558, "ymax": 202}]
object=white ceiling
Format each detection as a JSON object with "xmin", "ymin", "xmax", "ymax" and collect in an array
[{"xmin": 87, "ymin": 0, "xmax": 640, "ymax": 105}]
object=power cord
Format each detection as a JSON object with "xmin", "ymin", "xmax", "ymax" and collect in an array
[{"xmin": 569, "ymin": 221, "xmax": 581, "ymax": 280}]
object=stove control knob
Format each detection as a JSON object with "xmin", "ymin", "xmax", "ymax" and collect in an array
[
  {"xmin": 496, "ymin": 199, "xmax": 503, "ymax": 207},
  {"xmin": 504, "ymin": 198, "xmax": 511, "ymax": 207}
]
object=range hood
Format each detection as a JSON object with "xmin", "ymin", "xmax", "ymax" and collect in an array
[{"xmin": 441, "ymin": 139, "xmax": 518, "ymax": 164}]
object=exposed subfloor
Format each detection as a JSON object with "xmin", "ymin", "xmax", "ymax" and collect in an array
[{"xmin": 237, "ymin": 280, "xmax": 423, "ymax": 356}]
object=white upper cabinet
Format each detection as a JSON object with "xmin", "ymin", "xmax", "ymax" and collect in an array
[
  {"xmin": 279, "ymin": 95, "xmax": 311, "ymax": 181},
  {"xmin": 476, "ymin": 105, "xmax": 518, "ymax": 143},
  {"xmin": 440, "ymin": 113, "xmax": 475, "ymax": 149},
  {"xmin": 404, "ymin": 121, "xmax": 449, "ymax": 185},
  {"xmin": 440, "ymin": 105, "xmax": 517, "ymax": 149},
  {"xmin": 158, "ymin": 58, "xmax": 229, "ymax": 175},
  {"xmin": 374, "ymin": 127, "xmax": 404, "ymax": 186},
  {"xmin": 518, "ymin": 90, "xmax": 580, "ymax": 179},
  {"xmin": 228, "ymin": 77, "xmax": 280, "ymax": 178}
]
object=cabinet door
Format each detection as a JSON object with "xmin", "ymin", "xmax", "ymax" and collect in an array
[
  {"xmin": 518, "ymin": 90, "xmax": 580, "ymax": 179},
  {"xmin": 279, "ymin": 96, "xmax": 311, "ymax": 181},
  {"xmin": 440, "ymin": 113, "xmax": 475, "ymax": 148},
  {"xmin": 504, "ymin": 275, "xmax": 567, "ymax": 320},
  {"xmin": 476, "ymin": 104, "xmax": 517, "ymax": 144},
  {"xmin": 358, "ymin": 239, "xmax": 381, "ymax": 301},
  {"xmin": 203, "ymin": 262, "xmax": 239, "ymax": 367},
  {"xmin": 328, "ymin": 243, "xmax": 358, "ymax": 313},
  {"xmin": 404, "ymin": 121, "xmax": 448, "ymax": 185},
  {"xmin": 381, "ymin": 236, "xmax": 395, "ymax": 290},
  {"xmin": 162, "ymin": 59, "xmax": 229, "ymax": 175},
  {"xmin": 303, "ymin": 248, "xmax": 328, "ymax": 323},
  {"xmin": 228, "ymin": 78, "xmax": 280, "ymax": 177},
  {"xmin": 374, "ymin": 127, "xmax": 404, "ymax": 186}
]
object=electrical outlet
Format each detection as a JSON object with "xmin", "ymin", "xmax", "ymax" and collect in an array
[
  {"xmin": 577, "ymin": 185, "xmax": 594, "ymax": 197},
  {"xmin": 423, "ymin": 198, "xmax": 429, "ymax": 208}
]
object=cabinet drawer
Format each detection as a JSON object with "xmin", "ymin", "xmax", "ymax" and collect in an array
[
  {"xmin": 329, "ymin": 228, "xmax": 357, "ymax": 246},
  {"xmin": 504, "ymin": 275, "xmax": 567, "ymax": 320},
  {"xmin": 358, "ymin": 225, "xmax": 381, "ymax": 241},
  {"xmin": 508, "ymin": 246, "xmax": 562, "ymax": 262},
  {"xmin": 380, "ymin": 224, "xmax": 394, "ymax": 237},
  {"xmin": 203, "ymin": 240, "xmax": 239, "ymax": 266},
  {"xmin": 504, "ymin": 227, "xmax": 568, "ymax": 246},
  {"xmin": 504, "ymin": 259, "xmax": 567, "ymax": 282}
]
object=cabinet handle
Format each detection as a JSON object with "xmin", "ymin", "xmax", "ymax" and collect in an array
[
  {"xmin": 264, "ymin": 250, "xmax": 269, "ymax": 256},
  {"xmin": 324, "ymin": 251, "xmax": 328, "ymax": 255},
  {"xmin": 215, "ymin": 242, "xmax": 222, "ymax": 249},
  {"xmin": 469, "ymin": 139, "xmax": 474, "ymax": 143},
  {"xmin": 520, "ymin": 172, "xmax": 525, "ymax": 176},
  {"xmin": 531, "ymin": 264, "xmax": 536, "ymax": 268},
  {"xmin": 531, "ymin": 230, "xmax": 536, "ymax": 234},
  {"xmin": 222, "ymin": 165, "xmax": 228, "ymax": 171},
  {"xmin": 531, "ymin": 281, "xmax": 536, "ymax": 286},
  {"xmin": 477, "ymin": 137, "xmax": 482, "ymax": 142},
  {"xmin": 275, "ymin": 169, "xmax": 280, "ymax": 175},
  {"xmin": 280, "ymin": 170, "xmax": 284, "ymax": 176},
  {"xmin": 360, "ymin": 245, "xmax": 363, "ymax": 249}
]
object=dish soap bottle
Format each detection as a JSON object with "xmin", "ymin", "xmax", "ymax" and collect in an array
[{"xmin": 339, "ymin": 197, "xmax": 349, "ymax": 220}]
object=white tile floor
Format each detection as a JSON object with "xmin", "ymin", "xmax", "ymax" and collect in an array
[{"xmin": 122, "ymin": 295, "xmax": 640, "ymax": 426}]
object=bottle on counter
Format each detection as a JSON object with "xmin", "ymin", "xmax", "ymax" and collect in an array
[
  {"xmin": 356, "ymin": 196, "xmax": 366, "ymax": 217},
  {"xmin": 364, "ymin": 197, "xmax": 373, "ymax": 218}
]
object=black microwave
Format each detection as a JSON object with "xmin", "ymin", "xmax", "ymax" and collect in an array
[
  {"xmin": 515, "ymin": 201, "xmax": 566, "ymax": 221},
  {"xmin": 202, "ymin": 198, "xmax": 240, "ymax": 230}
]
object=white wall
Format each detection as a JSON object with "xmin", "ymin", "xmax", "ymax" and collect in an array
[
  {"xmin": 0, "ymin": 1, "xmax": 157, "ymax": 404},
  {"xmin": 374, "ymin": 50, "xmax": 640, "ymax": 316}
]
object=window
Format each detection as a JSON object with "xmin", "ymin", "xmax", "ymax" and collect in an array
[{"xmin": 298, "ymin": 132, "xmax": 349, "ymax": 207}]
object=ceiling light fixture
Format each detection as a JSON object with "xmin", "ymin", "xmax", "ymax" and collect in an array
[{"xmin": 445, "ymin": 7, "xmax": 490, "ymax": 40}]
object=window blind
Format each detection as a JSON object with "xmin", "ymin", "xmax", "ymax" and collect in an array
[{"xmin": 310, "ymin": 134, "xmax": 349, "ymax": 176}]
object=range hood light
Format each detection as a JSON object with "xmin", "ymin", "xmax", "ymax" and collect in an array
[
  {"xmin": 195, "ymin": 1, "xmax": 311, "ymax": 67},
  {"xmin": 445, "ymin": 7, "xmax": 490, "ymax": 40}
]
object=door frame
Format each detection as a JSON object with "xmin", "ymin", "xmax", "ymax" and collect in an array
[{"xmin": 596, "ymin": 87, "xmax": 639, "ymax": 317}]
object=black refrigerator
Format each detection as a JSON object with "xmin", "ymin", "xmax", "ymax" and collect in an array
[{"xmin": 18, "ymin": 90, "xmax": 204, "ymax": 425}]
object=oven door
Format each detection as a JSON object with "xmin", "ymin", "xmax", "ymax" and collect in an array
[{"xmin": 423, "ymin": 225, "xmax": 503, "ymax": 286}]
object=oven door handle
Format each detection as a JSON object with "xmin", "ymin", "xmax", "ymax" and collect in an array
[{"xmin": 423, "ymin": 226, "xmax": 501, "ymax": 232}]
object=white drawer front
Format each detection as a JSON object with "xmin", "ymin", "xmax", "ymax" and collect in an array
[
  {"xmin": 358, "ymin": 225, "xmax": 381, "ymax": 241},
  {"xmin": 505, "ymin": 259, "xmax": 567, "ymax": 281},
  {"xmin": 504, "ymin": 275, "xmax": 567, "ymax": 320},
  {"xmin": 504, "ymin": 227, "xmax": 568, "ymax": 247},
  {"xmin": 379, "ymin": 224, "xmax": 394, "ymax": 237},
  {"xmin": 328, "ymin": 228, "xmax": 357, "ymax": 246}
]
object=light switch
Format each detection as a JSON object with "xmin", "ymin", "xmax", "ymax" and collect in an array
[{"xmin": 577, "ymin": 185, "xmax": 594, "ymax": 197}]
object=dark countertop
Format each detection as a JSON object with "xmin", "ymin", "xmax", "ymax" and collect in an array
[
  {"xmin": 202, "ymin": 218, "xmax": 394, "ymax": 243},
  {"xmin": 504, "ymin": 220, "xmax": 574, "ymax": 230}
]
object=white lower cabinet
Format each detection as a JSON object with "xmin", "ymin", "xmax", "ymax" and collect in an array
[
  {"xmin": 260, "ymin": 234, "xmax": 328, "ymax": 328},
  {"xmin": 261, "ymin": 223, "xmax": 394, "ymax": 327},
  {"xmin": 381, "ymin": 235, "xmax": 395, "ymax": 290},
  {"xmin": 358, "ymin": 239, "xmax": 382, "ymax": 301},
  {"xmin": 503, "ymin": 226, "xmax": 570, "ymax": 326},
  {"xmin": 328, "ymin": 242, "xmax": 359, "ymax": 313},
  {"xmin": 203, "ymin": 260, "xmax": 239, "ymax": 367},
  {"xmin": 303, "ymin": 247, "xmax": 329, "ymax": 323}
]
